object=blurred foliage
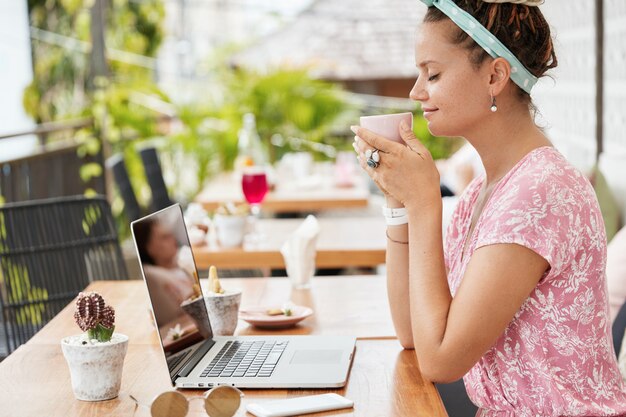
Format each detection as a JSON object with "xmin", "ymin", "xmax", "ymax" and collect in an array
[
  {"xmin": 24, "ymin": 0, "xmax": 165, "ymax": 123},
  {"xmin": 414, "ymin": 114, "xmax": 463, "ymax": 160},
  {"xmin": 22, "ymin": 1, "xmax": 457, "ymax": 238},
  {"xmin": 226, "ymin": 68, "xmax": 353, "ymax": 163},
  {"xmin": 0, "ymin": 211, "xmax": 48, "ymax": 327},
  {"xmin": 174, "ymin": 65, "xmax": 356, "ymax": 172},
  {"xmin": 4, "ymin": 261, "xmax": 49, "ymax": 327},
  {"xmin": 24, "ymin": 0, "xmax": 166, "ymax": 236}
]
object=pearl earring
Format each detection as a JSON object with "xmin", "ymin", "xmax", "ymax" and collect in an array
[{"xmin": 490, "ymin": 95, "xmax": 498, "ymax": 112}]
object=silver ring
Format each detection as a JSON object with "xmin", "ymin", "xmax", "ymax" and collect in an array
[{"xmin": 366, "ymin": 149, "xmax": 380, "ymax": 168}]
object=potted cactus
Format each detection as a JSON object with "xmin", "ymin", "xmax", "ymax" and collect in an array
[{"xmin": 61, "ymin": 292, "xmax": 128, "ymax": 401}]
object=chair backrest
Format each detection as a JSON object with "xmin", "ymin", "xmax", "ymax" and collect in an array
[
  {"xmin": 613, "ymin": 300, "xmax": 626, "ymax": 358},
  {"xmin": 106, "ymin": 154, "xmax": 142, "ymax": 221},
  {"xmin": 0, "ymin": 195, "xmax": 128, "ymax": 353},
  {"xmin": 138, "ymin": 147, "xmax": 173, "ymax": 211}
]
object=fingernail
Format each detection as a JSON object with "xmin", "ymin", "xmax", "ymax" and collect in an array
[
  {"xmin": 350, "ymin": 126, "xmax": 359, "ymax": 134},
  {"xmin": 352, "ymin": 142, "xmax": 358, "ymax": 152},
  {"xmin": 354, "ymin": 136, "xmax": 360, "ymax": 144}
]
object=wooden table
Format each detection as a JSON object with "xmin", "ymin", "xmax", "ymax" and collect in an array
[
  {"xmin": 195, "ymin": 172, "xmax": 370, "ymax": 214},
  {"xmin": 29, "ymin": 277, "xmax": 397, "ymax": 344},
  {"xmin": 193, "ymin": 217, "xmax": 387, "ymax": 269},
  {"xmin": 1, "ymin": 277, "xmax": 447, "ymax": 417}
]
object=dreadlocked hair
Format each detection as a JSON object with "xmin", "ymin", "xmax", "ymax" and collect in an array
[{"xmin": 424, "ymin": 0, "xmax": 557, "ymax": 101}]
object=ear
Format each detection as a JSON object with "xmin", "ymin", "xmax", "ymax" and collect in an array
[{"xmin": 489, "ymin": 57, "xmax": 511, "ymax": 96}]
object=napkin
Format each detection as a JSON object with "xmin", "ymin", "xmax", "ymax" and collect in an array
[{"xmin": 280, "ymin": 215, "xmax": 320, "ymax": 288}]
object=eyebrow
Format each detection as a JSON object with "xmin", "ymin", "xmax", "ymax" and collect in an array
[{"xmin": 416, "ymin": 60, "xmax": 439, "ymax": 68}]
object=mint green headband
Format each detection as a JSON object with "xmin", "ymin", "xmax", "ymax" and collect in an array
[{"xmin": 420, "ymin": 0, "xmax": 538, "ymax": 94}]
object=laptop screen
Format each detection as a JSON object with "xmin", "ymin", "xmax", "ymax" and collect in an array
[{"xmin": 131, "ymin": 204, "xmax": 212, "ymax": 358}]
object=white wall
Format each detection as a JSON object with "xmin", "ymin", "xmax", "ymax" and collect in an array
[
  {"xmin": 602, "ymin": 0, "xmax": 626, "ymax": 225},
  {"xmin": 533, "ymin": 0, "xmax": 597, "ymax": 172},
  {"xmin": 0, "ymin": 0, "xmax": 36, "ymax": 162},
  {"xmin": 534, "ymin": 0, "xmax": 626, "ymax": 226}
]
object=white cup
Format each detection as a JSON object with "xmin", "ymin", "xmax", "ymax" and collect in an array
[
  {"xmin": 214, "ymin": 214, "xmax": 246, "ymax": 248},
  {"xmin": 359, "ymin": 112, "xmax": 414, "ymax": 143}
]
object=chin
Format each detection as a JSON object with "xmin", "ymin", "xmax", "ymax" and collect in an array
[{"xmin": 426, "ymin": 121, "xmax": 459, "ymax": 138}]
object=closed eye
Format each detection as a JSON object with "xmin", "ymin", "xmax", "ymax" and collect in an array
[{"xmin": 428, "ymin": 74, "xmax": 440, "ymax": 81}]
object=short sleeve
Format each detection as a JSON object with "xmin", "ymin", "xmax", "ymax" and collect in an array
[{"xmin": 473, "ymin": 155, "xmax": 600, "ymax": 281}]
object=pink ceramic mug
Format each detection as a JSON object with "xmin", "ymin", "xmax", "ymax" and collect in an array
[{"xmin": 359, "ymin": 112, "xmax": 414, "ymax": 143}]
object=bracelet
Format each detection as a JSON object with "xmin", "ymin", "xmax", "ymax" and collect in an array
[
  {"xmin": 382, "ymin": 205, "xmax": 407, "ymax": 218},
  {"xmin": 386, "ymin": 230, "xmax": 408, "ymax": 244},
  {"xmin": 385, "ymin": 215, "xmax": 408, "ymax": 226}
]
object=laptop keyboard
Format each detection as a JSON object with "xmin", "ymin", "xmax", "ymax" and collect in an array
[
  {"xmin": 200, "ymin": 340, "xmax": 288, "ymax": 378},
  {"xmin": 167, "ymin": 350, "xmax": 191, "ymax": 373}
]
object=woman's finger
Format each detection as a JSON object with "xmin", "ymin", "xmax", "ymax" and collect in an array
[
  {"xmin": 353, "ymin": 135, "xmax": 381, "ymax": 166},
  {"xmin": 356, "ymin": 153, "xmax": 389, "ymax": 194},
  {"xmin": 398, "ymin": 120, "xmax": 429, "ymax": 157},
  {"xmin": 350, "ymin": 126, "xmax": 403, "ymax": 154}
]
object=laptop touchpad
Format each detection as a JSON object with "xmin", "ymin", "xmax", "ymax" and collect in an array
[{"xmin": 290, "ymin": 350, "xmax": 343, "ymax": 365}]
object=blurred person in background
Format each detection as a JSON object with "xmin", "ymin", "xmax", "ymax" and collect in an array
[{"xmin": 134, "ymin": 218, "xmax": 198, "ymax": 326}]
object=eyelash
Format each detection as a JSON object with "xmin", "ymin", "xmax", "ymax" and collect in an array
[{"xmin": 428, "ymin": 74, "xmax": 440, "ymax": 81}]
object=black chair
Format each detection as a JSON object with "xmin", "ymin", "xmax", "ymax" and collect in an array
[
  {"xmin": 0, "ymin": 196, "xmax": 128, "ymax": 354},
  {"xmin": 138, "ymin": 146, "xmax": 173, "ymax": 211},
  {"xmin": 612, "ymin": 299, "xmax": 626, "ymax": 358},
  {"xmin": 437, "ymin": 380, "xmax": 478, "ymax": 417},
  {"xmin": 106, "ymin": 154, "xmax": 142, "ymax": 221}
]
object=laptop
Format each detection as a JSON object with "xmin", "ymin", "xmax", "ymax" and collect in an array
[{"xmin": 131, "ymin": 204, "xmax": 356, "ymax": 389}]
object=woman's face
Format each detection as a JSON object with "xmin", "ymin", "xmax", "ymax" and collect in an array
[
  {"xmin": 410, "ymin": 20, "xmax": 493, "ymax": 138},
  {"xmin": 146, "ymin": 223, "xmax": 178, "ymax": 266}
]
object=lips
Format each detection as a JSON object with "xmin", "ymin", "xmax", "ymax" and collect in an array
[{"xmin": 422, "ymin": 107, "xmax": 438, "ymax": 119}]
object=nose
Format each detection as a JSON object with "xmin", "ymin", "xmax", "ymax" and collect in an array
[{"xmin": 409, "ymin": 76, "xmax": 428, "ymax": 102}]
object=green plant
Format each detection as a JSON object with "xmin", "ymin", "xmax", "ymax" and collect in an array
[
  {"xmin": 21, "ymin": 1, "xmax": 459, "ymax": 240},
  {"xmin": 233, "ymin": 68, "xmax": 356, "ymax": 163},
  {"xmin": 24, "ymin": 0, "xmax": 165, "ymax": 123},
  {"xmin": 73, "ymin": 291, "xmax": 116, "ymax": 342},
  {"xmin": 413, "ymin": 113, "xmax": 464, "ymax": 161},
  {"xmin": 24, "ymin": 0, "xmax": 166, "ymax": 203},
  {"xmin": 0, "ymin": 260, "xmax": 49, "ymax": 327},
  {"xmin": 0, "ymin": 211, "xmax": 49, "ymax": 327},
  {"xmin": 174, "ymin": 64, "xmax": 356, "ymax": 171}
]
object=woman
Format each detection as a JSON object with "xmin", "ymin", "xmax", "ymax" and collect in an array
[
  {"xmin": 352, "ymin": 0, "xmax": 626, "ymax": 415},
  {"xmin": 134, "ymin": 218, "xmax": 198, "ymax": 326}
]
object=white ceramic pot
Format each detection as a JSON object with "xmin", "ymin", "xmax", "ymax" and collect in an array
[
  {"xmin": 61, "ymin": 333, "xmax": 128, "ymax": 401},
  {"xmin": 204, "ymin": 291, "xmax": 242, "ymax": 336},
  {"xmin": 214, "ymin": 214, "xmax": 247, "ymax": 248}
]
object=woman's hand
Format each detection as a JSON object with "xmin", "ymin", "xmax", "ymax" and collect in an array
[{"xmin": 351, "ymin": 120, "xmax": 441, "ymax": 211}]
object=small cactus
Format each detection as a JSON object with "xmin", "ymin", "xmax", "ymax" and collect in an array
[{"xmin": 74, "ymin": 292, "xmax": 116, "ymax": 342}]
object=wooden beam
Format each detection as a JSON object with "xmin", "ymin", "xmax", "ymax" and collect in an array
[{"xmin": 88, "ymin": 0, "xmax": 109, "ymax": 88}]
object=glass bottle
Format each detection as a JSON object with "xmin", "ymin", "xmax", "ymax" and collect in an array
[{"xmin": 234, "ymin": 113, "xmax": 266, "ymax": 171}]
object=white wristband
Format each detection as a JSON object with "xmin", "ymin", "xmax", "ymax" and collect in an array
[
  {"xmin": 385, "ymin": 215, "xmax": 408, "ymax": 226},
  {"xmin": 382, "ymin": 205, "xmax": 407, "ymax": 218}
]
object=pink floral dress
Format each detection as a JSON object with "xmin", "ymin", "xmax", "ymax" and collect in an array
[{"xmin": 444, "ymin": 147, "xmax": 626, "ymax": 416}]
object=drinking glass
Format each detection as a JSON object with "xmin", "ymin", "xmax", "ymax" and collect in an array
[{"xmin": 241, "ymin": 166, "xmax": 268, "ymax": 244}]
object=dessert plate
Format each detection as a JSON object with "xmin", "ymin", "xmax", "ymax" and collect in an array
[{"xmin": 239, "ymin": 305, "xmax": 313, "ymax": 329}]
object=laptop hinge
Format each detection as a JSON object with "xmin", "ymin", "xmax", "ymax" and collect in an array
[{"xmin": 177, "ymin": 339, "xmax": 216, "ymax": 378}]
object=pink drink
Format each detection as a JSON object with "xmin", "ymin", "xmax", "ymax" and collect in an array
[{"xmin": 241, "ymin": 172, "xmax": 268, "ymax": 205}]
